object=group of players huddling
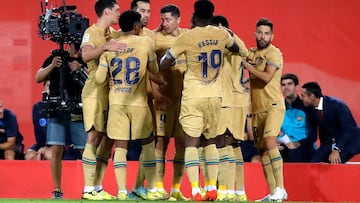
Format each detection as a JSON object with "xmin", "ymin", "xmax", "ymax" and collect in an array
[{"xmin": 79, "ymin": 0, "xmax": 287, "ymax": 202}]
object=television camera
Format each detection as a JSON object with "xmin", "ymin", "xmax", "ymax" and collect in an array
[
  {"xmin": 38, "ymin": 0, "xmax": 89, "ymax": 45},
  {"xmin": 38, "ymin": 0, "xmax": 89, "ymax": 116}
]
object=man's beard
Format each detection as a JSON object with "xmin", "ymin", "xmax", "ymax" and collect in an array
[{"xmin": 256, "ymin": 39, "xmax": 270, "ymax": 49}]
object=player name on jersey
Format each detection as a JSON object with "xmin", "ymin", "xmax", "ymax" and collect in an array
[{"xmin": 197, "ymin": 39, "xmax": 219, "ymax": 48}]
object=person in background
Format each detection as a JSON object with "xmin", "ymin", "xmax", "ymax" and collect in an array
[
  {"xmin": 25, "ymin": 79, "xmax": 52, "ymax": 160},
  {"xmin": 35, "ymin": 42, "xmax": 88, "ymax": 199},
  {"xmin": 26, "ymin": 79, "xmax": 83, "ymax": 161},
  {"xmin": 301, "ymin": 82, "xmax": 360, "ymax": 164},
  {"xmin": 278, "ymin": 73, "xmax": 316, "ymax": 162},
  {"xmin": 0, "ymin": 98, "xmax": 24, "ymax": 160}
]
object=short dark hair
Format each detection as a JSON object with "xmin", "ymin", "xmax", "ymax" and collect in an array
[
  {"xmin": 131, "ymin": 0, "xmax": 150, "ymax": 10},
  {"xmin": 281, "ymin": 73, "xmax": 299, "ymax": 86},
  {"xmin": 160, "ymin": 4, "xmax": 180, "ymax": 18},
  {"xmin": 119, "ymin": 10, "xmax": 141, "ymax": 32},
  {"xmin": 210, "ymin": 15, "xmax": 229, "ymax": 28},
  {"xmin": 194, "ymin": 0, "xmax": 214, "ymax": 19},
  {"xmin": 95, "ymin": 0, "xmax": 118, "ymax": 17},
  {"xmin": 301, "ymin": 82, "xmax": 323, "ymax": 98},
  {"xmin": 256, "ymin": 18, "xmax": 273, "ymax": 32}
]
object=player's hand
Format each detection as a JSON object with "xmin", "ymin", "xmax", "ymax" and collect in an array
[
  {"xmin": 152, "ymin": 84, "xmax": 171, "ymax": 110},
  {"xmin": 104, "ymin": 39, "xmax": 128, "ymax": 52},
  {"xmin": 150, "ymin": 73, "xmax": 167, "ymax": 88},
  {"xmin": 329, "ymin": 150, "xmax": 341, "ymax": 164},
  {"xmin": 51, "ymin": 56, "xmax": 62, "ymax": 68},
  {"xmin": 154, "ymin": 95, "xmax": 172, "ymax": 111},
  {"xmin": 109, "ymin": 76, "xmax": 114, "ymax": 88}
]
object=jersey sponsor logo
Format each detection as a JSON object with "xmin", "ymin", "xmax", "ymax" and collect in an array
[{"xmin": 114, "ymin": 87, "xmax": 132, "ymax": 93}]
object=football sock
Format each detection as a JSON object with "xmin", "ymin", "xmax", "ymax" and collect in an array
[
  {"xmin": 227, "ymin": 145, "xmax": 236, "ymax": 192},
  {"xmin": 234, "ymin": 146, "xmax": 245, "ymax": 191},
  {"xmin": 155, "ymin": 148, "xmax": 166, "ymax": 190},
  {"xmin": 113, "ymin": 147, "xmax": 127, "ymax": 191},
  {"xmin": 268, "ymin": 148, "xmax": 284, "ymax": 188},
  {"xmin": 217, "ymin": 146, "xmax": 229, "ymax": 191},
  {"xmin": 198, "ymin": 146, "xmax": 207, "ymax": 184},
  {"xmin": 94, "ymin": 145, "xmax": 111, "ymax": 187},
  {"xmin": 82, "ymin": 143, "xmax": 97, "ymax": 192},
  {"xmin": 261, "ymin": 153, "xmax": 276, "ymax": 194},
  {"xmin": 204, "ymin": 144, "xmax": 219, "ymax": 190},
  {"xmin": 185, "ymin": 147, "xmax": 200, "ymax": 191},
  {"xmin": 172, "ymin": 148, "xmax": 185, "ymax": 191},
  {"xmin": 142, "ymin": 141, "xmax": 157, "ymax": 190},
  {"xmin": 134, "ymin": 153, "xmax": 145, "ymax": 189}
]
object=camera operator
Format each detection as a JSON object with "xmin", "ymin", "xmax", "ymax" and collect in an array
[{"xmin": 35, "ymin": 42, "xmax": 88, "ymax": 199}]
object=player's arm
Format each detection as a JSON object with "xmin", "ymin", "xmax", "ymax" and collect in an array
[
  {"xmin": 227, "ymin": 42, "xmax": 240, "ymax": 55},
  {"xmin": 221, "ymin": 28, "xmax": 241, "ymax": 55},
  {"xmin": 147, "ymin": 50, "xmax": 159, "ymax": 75},
  {"xmin": 81, "ymin": 39, "xmax": 126, "ymax": 63},
  {"xmin": 242, "ymin": 60, "xmax": 277, "ymax": 84},
  {"xmin": 95, "ymin": 54, "xmax": 109, "ymax": 84},
  {"xmin": 159, "ymin": 34, "xmax": 185, "ymax": 70},
  {"xmin": 159, "ymin": 51, "xmax": 176, "ymax": 71},
  {"xmin": 234, "ymin": 35, "xmax": 249, "ymax": 57},
  {"xmin": 148, "ymin": 46, "xmax": 166, "ymax": 86}
]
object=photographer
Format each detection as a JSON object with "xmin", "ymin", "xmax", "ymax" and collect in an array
[{"xmin": 35, "ymin": 42, "xmax": 87, "ymax": 199}]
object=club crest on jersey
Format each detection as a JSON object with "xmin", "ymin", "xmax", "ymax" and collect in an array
[{"xmin": 82, "ymin": 33, "xmax": 90, "ymax": 43}]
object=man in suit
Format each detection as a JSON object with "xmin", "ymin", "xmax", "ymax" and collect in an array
[{"xmin": 301, "ymin": 82, "xmax": 360, "ymax": 164}]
